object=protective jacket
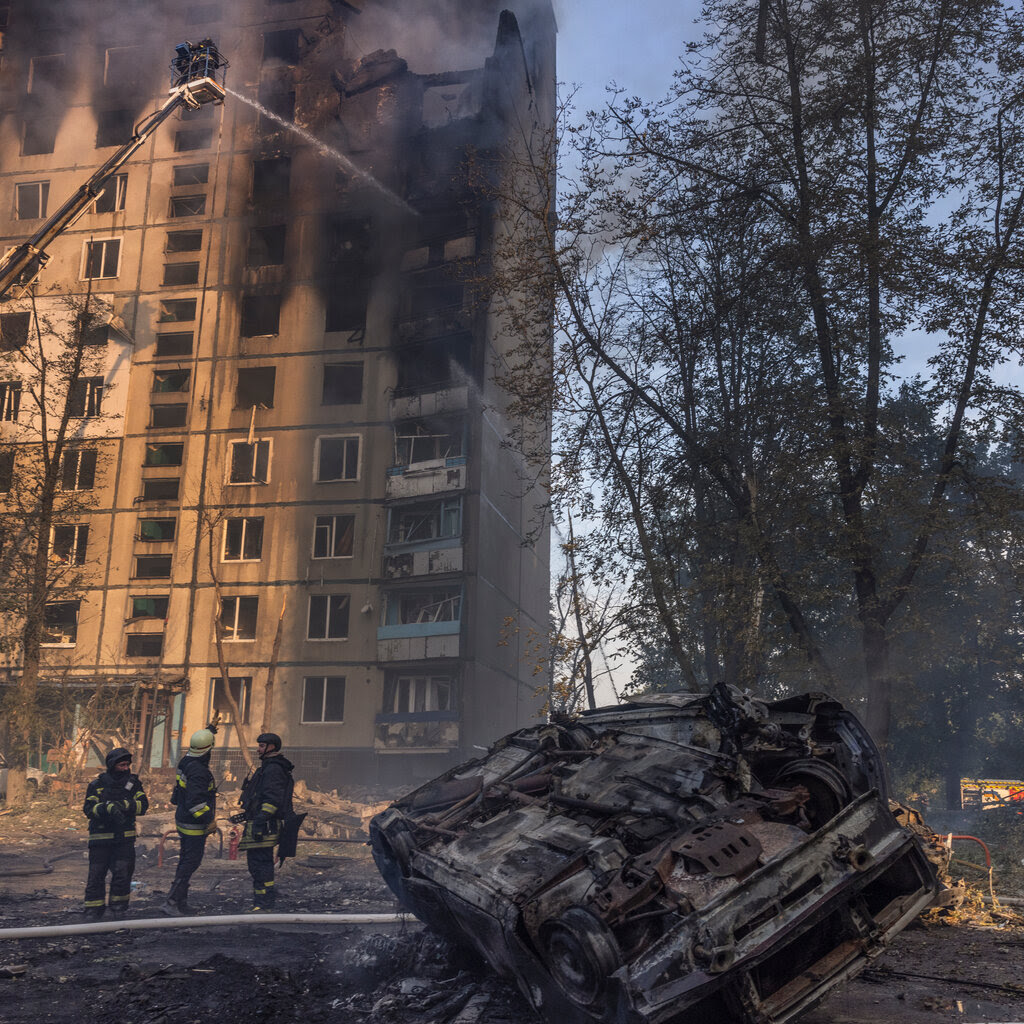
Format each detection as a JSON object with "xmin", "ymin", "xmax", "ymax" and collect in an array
[
  {"xmin": 171, "ymin": 751, "xmax": 217, "ymax": 837},
  {"xmin": 83, "ymin": 770, "xmax": 148, "ymax": 843},
  {"xmin": 238, "ymin": 753, "xmax": 294, "ymax": 850}
]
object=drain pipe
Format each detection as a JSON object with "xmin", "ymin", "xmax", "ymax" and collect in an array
[{"xmin": 0, "ymin": 912, "xmax": 412, "ymax": 940}]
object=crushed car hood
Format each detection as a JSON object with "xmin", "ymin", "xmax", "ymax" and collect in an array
[{"xmin": 371, "ymin": 685, "xmax": 940, "ymax": 1024}]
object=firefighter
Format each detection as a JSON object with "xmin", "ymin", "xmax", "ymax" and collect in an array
[
  {"xmin": 82, "ymin": 747, "xmax": 148, "ymax": 920},
  {"xmin": 237, "ymin": 732, "xmax": 294, "ymax": 911},
  {"xmin": 161, "ymin": 727, "xmax": 218, "ymax": 916}
]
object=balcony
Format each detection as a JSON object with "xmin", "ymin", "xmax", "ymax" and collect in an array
[
  {"xmin": 389, "ymin": 383, "xmax": 469, "ymax": 421},
  {"xmin": 374, "ymin": 712, "xmax": 459, "ymax": 752},
  {"xmin": 382, "ymin": 542, "xmax": 463, "ymax": 579},
  {"xmin": 386, "ymin": 456, "xmax": 465, "ymax": 499},
  {"xmin": 377, "ymin": 625, "xmax": 460, "ymax": 662}
]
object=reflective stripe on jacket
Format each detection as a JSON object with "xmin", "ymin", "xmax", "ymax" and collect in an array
[
  {"xmin": 82, "ymin": 771, "xmax": 149, "ymax": 844},
  {"xmin": 170, "ymin": 752, "xmax": 217, "ymax": 837}
]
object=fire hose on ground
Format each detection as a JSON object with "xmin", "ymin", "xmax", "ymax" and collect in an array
[{"xmin": 0, "ymin": 912, "xmax": 412, "ymax": 940}]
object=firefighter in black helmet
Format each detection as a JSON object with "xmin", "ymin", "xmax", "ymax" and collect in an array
[
  {"xmin": 237, "ymin": 732, "xmax": 294, "ymax": 910},
  {"xmin": 82, "ymin": 747, "xmax": 148, "ymax": 919}
]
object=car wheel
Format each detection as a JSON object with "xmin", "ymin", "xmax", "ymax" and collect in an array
[{"xmin": 540, "ymin": 906, "xmax": 621, "ymax": 1007}]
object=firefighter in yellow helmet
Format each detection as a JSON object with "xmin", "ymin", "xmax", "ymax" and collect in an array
[{"xmin": 160, "ymin": 727, "xmax": 217, "ymax": 916}]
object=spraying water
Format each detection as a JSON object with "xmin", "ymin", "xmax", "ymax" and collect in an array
[{"xmin": 224, "ymin": 86, "xmax": 418, "ymax": 217}]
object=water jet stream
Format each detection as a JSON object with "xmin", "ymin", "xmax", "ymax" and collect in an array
[{"xmin": 224, "ymin": 86, "xmax": 418, "ymax": 216}]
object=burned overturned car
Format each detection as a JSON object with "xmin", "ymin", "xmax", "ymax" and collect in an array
[{"xmin": 371, "ymin": 686, "xmax": 940, "ymax": 1024}]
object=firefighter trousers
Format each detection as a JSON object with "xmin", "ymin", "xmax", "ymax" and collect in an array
[
  {"xmin": 84, "ymin": 840, "xmax": 136, "ymax": 910},
  {"xmin": 247, "ymin": 846, "xmax": 276, "ymax": 905},
  {"xmin": 171, "ymin": 833, "xmax": 208, "ymax": 899}
]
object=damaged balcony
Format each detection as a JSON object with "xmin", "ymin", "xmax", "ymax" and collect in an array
[
  {"xmin": 375, "ymin": 672, "xmax": 459, "ymax": 752},
  {"xmin": 385, "ymin": 414, "xmax": 466, "ymax": 499},
  {"xmin": 377, "ymin": 587, "xmax": 461, "ymax": 661},
  {"xmin": 382, "ymin": 497, "xmax": 463, "ymax": 579}
]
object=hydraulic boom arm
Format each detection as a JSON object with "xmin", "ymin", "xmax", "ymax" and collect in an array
[{"xmin": 0, "ymin": 40, "xmax": 227, "ymax": 302}]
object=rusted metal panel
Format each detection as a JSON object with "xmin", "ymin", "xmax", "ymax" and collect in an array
[{"xmin": 371, "ymin": 685, "xmax": 940, "ymax": 1024}]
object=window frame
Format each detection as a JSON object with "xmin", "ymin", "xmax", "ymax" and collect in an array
[
  {"xmin": 222, "ymin": 516, "xmax": 264, "ymax": 562},
  {"xmin": 218, "ymin": 595, "xmax": 258, "ymax": 642},
  {"xmin": 125, "ymin": 633, "xmax": 164, "ymax": 658},
  {"xmin": 312, "ymin": 513, "xmax": 355, "ymax": 559},
  {"xmin": 314, "ymin": 434, "xmax": 361, "ymax": 483},
  {"xmin": 134, "ymin": 554, "xmax": 173, "ymax": 579},
  {"xmin": 15, "ymin": 180, "xmax": 49, "ymax": 220},
  {"xmin": 227, "ymin": 438, "xmax": 272, "ymax": 485},
  {"xmin": 169, "ymin": 194, "xmax": 207, "ymax": 218},
  {"xmin": 384, "ymin": 674, "xmax": 454, "ymax": 715},
  {"xmin": 61, "ymin": 449, "xmax": 98, "ymax": 491},
  {"xmin": 129, "ymin": 595, "xmax": 170, "ymax": 619},
  {"xmin": 0, "ymin": 380, "xmax": 22, "ymax": 421},
  {"xmin": 92, "ymin": 173, "xmax": 127, "ymax": 213},
  {"xmin": 306, "ymin": 593, "xmax": 350, "ymax": 641},
  {"xmin": 68, "ymin": 377, "xmax": 104, "ymax": 418},
  {"xmin": 49, "ymin": 523, "xmax": 89, "ymax": 566},
  {"xmin": 81, "ymin": 237, "xmax": 122, "ymax": 280},
  {"xmin": 137, "ymin": 518, "xmax": 176, "ymax": 542},
  {"xmin": 41, "ymin": 600, "xmax": 80, "ymax": 647},
  {"xmin": 301, "ymin": 676, "xmax": 346, "ymax": 723},
  {"xmin": 209, "ymin": 676, "xmax": 252, "ymax": 725}
]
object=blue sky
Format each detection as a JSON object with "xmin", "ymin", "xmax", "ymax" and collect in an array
[{"xmin": 554, "ymin": 0, "xmax": 700, "ymax": 111}]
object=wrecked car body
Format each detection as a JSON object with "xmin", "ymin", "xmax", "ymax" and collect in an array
[{"xmin": 371, "ymin": 686, "xmax": 939, "ymax": 1024}]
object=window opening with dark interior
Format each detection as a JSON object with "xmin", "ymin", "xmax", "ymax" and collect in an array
[
  {"xmin": 68, "ymin": 377, "xmax": 104, "ymax": 417},
  {"xmin": 83, "ymin": 239, "xmax": 120, "ymax": 279},
  {"xmin": 262, "ymin": 28, "xmax": 300, "ymax": 65},
  {"xmin": 388, "ymin": 498, "xmax": 461, "ymax": 544},
  {"xmin": 162, "ymin": 261, "xmax": 200, "ymax": 286},
  {"xmin": 150, "ymin": 404, "xmax": 188, "ymax": 428},
  {"xmin": 223, "ymin": 516, "xmax": 264, "ymax": 561},
  {"xmin": 257, "ymin": 85, "xmax": 295, "ymax": 133},
  {"xmin": 144, "ymin": 442, "xmax": 184, "ymax": 467},
  {"xmin": 394, "ymin": 416, "xmax": 464, "ymax": 466},
  {"xmin": 0, "ymin": 381, "xmax": 22, "ymax": 421},
  {"xmin": 173, "ymin": 163, "xmax": 209, "ymax": 187},
  {"xmin": 246, "ymin": 225, "xmax": 286, "ymax": 267},
  {"xmin": 93, "ymin": 174, "xmax": 127, "ymax": 213},
  {"xmin": 235, "ymin": 366, "xmax": 275, "ymax": 408},
  {"xmin": 159, "ymin": 299, "xmax": 197, "ymax": 323},
  {"xmin": 153, "ymin": 369, "xmax": 191, "ymax": 393},
  {"xmin": 219, "ymin": 596, "xmax": 258, "ymax": 640},
  {"xmin": 155, "ymin": 333, "xmax": 193, "ymax": 358},
  {"xmin": 62, "ymin": 449, "xmax": 97, "ymax": 490},
  {"xmin": 76, "ymin": 311, "xmax": 108, "ymax": 346},
  {"xmin": 16, "ymin": 180, "xmax": 49, "ymax": 219},
  {"xmin": 301, "ymin": 676, "xmax": 345, "ymax": 723},
  {"xmin": 229, "ymin": 439, "xmax": 270, "ymax": 483},
  {"xmin": 170, "ymin": 194, "xmax": 206, "ymax": 217},
  {"xmin": 174, "ymin": 128, "xmax": 212, "ymax": 151},
  {"xmin": 312, "ymin": 514, "xmax": 354, "ymax": 558},
  {"xmin": 51, "ymin": 524, "xmax": 88, "ymax": 566},
  {"xmin": 130, "ymin": 595, "xmax": 169, "ymax": 619},
  {"xmin": 96, "ymin": 110, "xmax": 133, "ymax": 148},
  {"xmin": 167, "ymin": 230, "xmax": 203, "ymax": 253},
  {"xmin": 134, "ymin": 554, "xmax": 172, "ymax": 578},
  {"xmin": 23, "ymin": 118, "xmax": 58, "ymax": 156},
  {"xmin": 141, "ymin": 478, "xmax": 180, "ymax": 501},
  {"xmin": 240, "ymin": 295, "xmax": 280, "ymax": 336},
  {"xmin": 315, "ymin": 436, "xmax": 359, "ymax": 481},
  {"xmin": 322, "ymin": 362, "xmax": 362, "ymax": 404},
  {"xmin": 325, "ymin": 273, "xmax": 369, "ymax": 333},
  {"xmin": 0, "ymin": 312, "xmax": 30, "ymax": 351},
  {"xmin": 251, "ymin": 157, "xmax": 290, "ymax": 203},
  {"xmin": 126, "ymin": 634, "xmax": 164, "ymax": 657},
  {"xmin": 138, "ymin": 518, "xmax": 176, "ymax": 542},
  {"xmin": 210, "ymin": 676, "xmax": 251, "ymax": 723}
]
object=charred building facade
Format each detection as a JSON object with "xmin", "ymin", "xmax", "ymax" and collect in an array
[{"xmin": 0, "ymin": 0, "xmax": 554, "ymax": 785}]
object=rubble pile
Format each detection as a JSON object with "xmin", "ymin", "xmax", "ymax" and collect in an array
[{"xmin": 294, "ymin": 780, "xmax": 390, "ymax": 841}]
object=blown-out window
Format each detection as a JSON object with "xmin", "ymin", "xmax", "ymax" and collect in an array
[
  {"xmin": 42, "ymin": 601, "xmax": 79, "ymax": 646},
  {"xmin": 228, "ymin": 439, "xmax": 271, "ymax": 484},
  {"xmin": 307, "ymin": 594, "xmax": 349, "ymax": 640},
  {"xmin": 219, "ymin": 596, "xmax": 258, "ymax": 641},
  {"xmin": 301, "ymin": 676, "xmax": 345, "ymax": 723},
  {"xmin": 223, "ymin": 517, "xmax": 264, "ymax": 561},
  {"xmin": 312, "ymin": 514, "xmax": 354, "ymax": 559}
]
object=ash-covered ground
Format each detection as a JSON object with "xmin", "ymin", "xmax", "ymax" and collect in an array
[{"xmin": 1, "ymin": 795, "xmax": 1023, "ymax": 1024}]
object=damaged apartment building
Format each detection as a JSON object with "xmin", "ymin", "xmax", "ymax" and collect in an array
[{"xmin": 0, "ymin": 0, "xmax": 555, "ymax": 785}]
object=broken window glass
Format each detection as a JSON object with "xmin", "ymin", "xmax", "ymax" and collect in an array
[
  {"xmin": 173, "ymin": 164, "xmax": 209, "ymax": 186},
  {"xmin": 388, "ymin": 499, "xmax": 461, "ymax": 544},
  {"xmin": 394, "ymin": 417, "xmax": 464, "ymax": 466},
  {"xmin": 158, "ymin": 299, "xmax": 197, "ymax": 323},
  {"xmin": 42, "ymin": 601, "xmax": 79, "ymax": 646},
  {"xmin": 312, "ymin": 514, "xmax": 354, "ymax": 558},
  {"xmin": 170, "ymin": 194, "xmax": 206, "ymax": 217},
  {"xmin": 152, "ymin": 369, "xmax": 191, "ymax": 393}
]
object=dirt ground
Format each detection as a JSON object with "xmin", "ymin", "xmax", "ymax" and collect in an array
[{"xmin": 1, "ymin": 795, "xmax": 1023, "ymax": 1024}]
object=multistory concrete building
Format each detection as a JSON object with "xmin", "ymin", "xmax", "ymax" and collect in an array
[{"xmin": 0, "ymin": 0, "xmax": 554, "ymax": 786}]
